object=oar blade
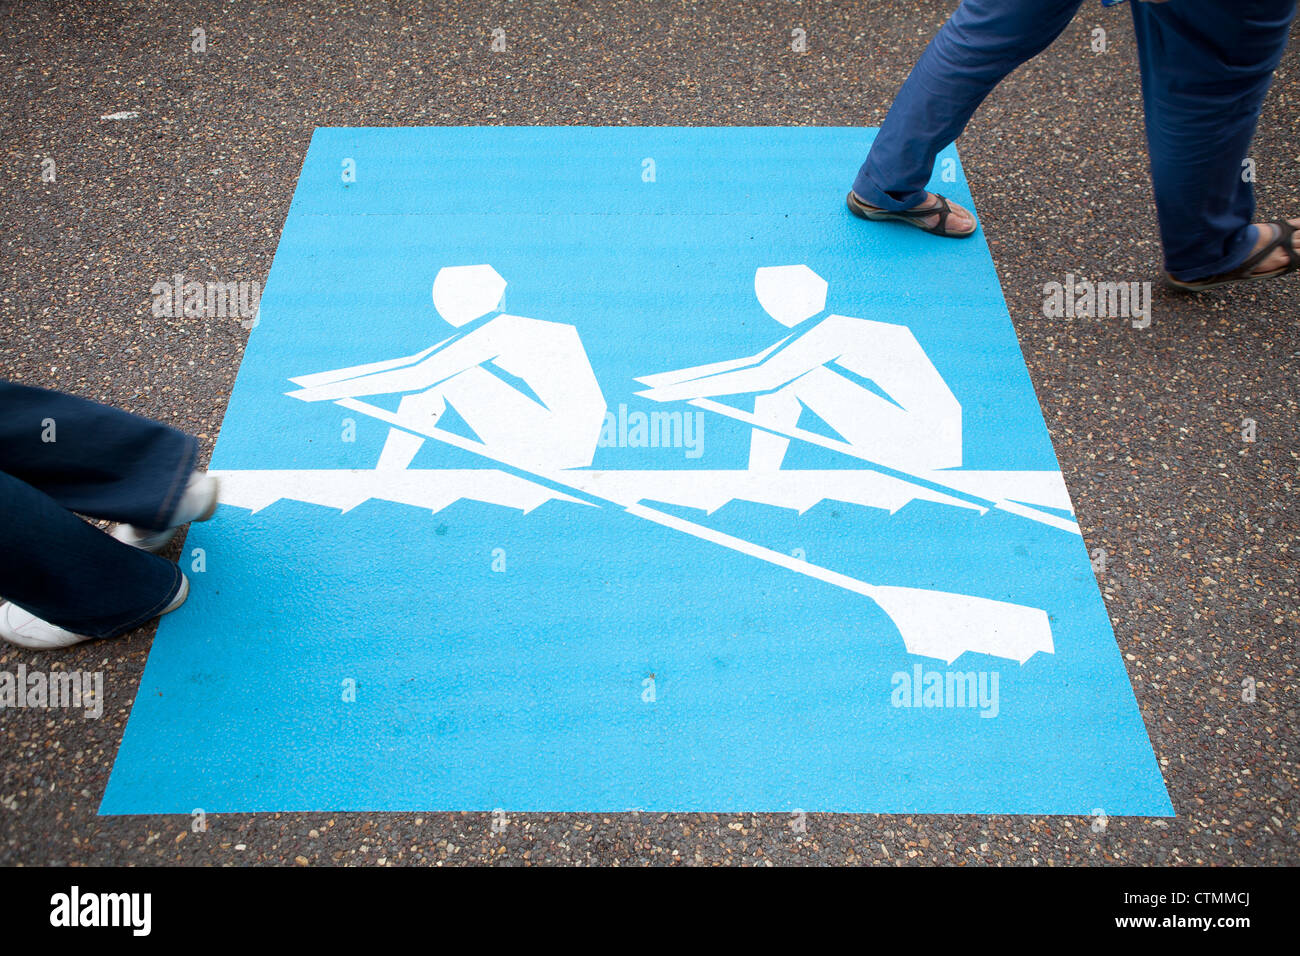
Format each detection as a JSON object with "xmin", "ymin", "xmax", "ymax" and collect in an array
[{"xmin": 866, "ymin": 584, "xmax": 1054, "ymax": 665}]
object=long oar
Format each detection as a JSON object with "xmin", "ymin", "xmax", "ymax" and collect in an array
[
  {"xmin": 685, "ymin": 398, "xmax": 1079, "ymax": 535},
  {"xmin": 335, "ymin": 398, "xmax": 1052, "ymax": 665}
]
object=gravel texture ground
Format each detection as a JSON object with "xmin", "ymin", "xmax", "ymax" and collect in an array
[{"xmin": 0, "ymin": 0, "xmax": 1295, "ymax": 866}]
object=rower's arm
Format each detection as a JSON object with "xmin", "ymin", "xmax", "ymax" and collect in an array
[
  {"xmin": 637, "ymin": 328, "xmax": 835, "ymax": 401},
  {"xmin": 287, "ymin": 321, "xmax": 518, "ymax": 402}
]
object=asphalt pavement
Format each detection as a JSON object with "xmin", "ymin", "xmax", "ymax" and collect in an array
[{"xmin": 0, "ymin": 0, "xmax": 1296, "ymax": 865}]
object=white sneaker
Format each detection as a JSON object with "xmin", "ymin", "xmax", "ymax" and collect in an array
[
  {"xmin": 0, "ymin": 575, "xmax": 189, "ymax": 649},
  {"xmin": 111, "ymin": 473, "xmax": 220, "ymax": 553}
]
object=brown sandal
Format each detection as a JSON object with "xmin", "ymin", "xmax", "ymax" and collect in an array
[
  {"xmin": 846, "ymin": 190, "xmax": 977, "ymax": 238},
  {"xmin": 1166, "ymin": 219, "xmax": 1300, "ymax": 292}
]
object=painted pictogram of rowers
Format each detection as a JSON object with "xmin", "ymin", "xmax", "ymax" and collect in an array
[{"xmin": 213, "ymin": 264, "xmax": 1079, "ymax": 664}]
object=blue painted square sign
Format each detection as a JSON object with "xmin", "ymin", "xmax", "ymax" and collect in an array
[{"xmin": 101, "ymin": 127, "xmax": 1172, "ymax": 816}]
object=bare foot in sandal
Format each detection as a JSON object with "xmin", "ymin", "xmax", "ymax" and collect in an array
[
  {"xmin": 1167, "ymin": 217, "xmax": 1300, "ymax": 291},
  {"xmin": 847, "ymin": 190, "xmax": 977, "ymax": 237},
  {"xmin": 1246, "ymin": 218, "xmax": 1300, "ymax": 274},
  {"xmin": 908, "ymin": 192, "xmax": 976, "ymax": 235}
]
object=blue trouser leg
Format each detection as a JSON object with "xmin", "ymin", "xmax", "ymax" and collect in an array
[
  {"xmin": 1131, "ymin": 0, "xmax": 1297, "ymax": 280},
  {"xmin": 0, "ymin": 472, "xmax": 184, "ymax": 639},
  {"xmin": 0, "ymin": 382, "xmax": 195, "ymax": 638},
  {"xmin": 0, "ymin": 382, "xmax": 197, "ymax": 527},
  {"xmin": 851, "ymin": 0, "xmax": 1085, "ymax": 211}
]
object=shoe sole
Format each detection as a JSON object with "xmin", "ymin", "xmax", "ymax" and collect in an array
[
  {"xmin": 1164, "ymin": 266, "xmax": 1290, "ymax": 293},
  {"xmin": 161, "ymin": 574, "xmax": 190, "ymax": 615}
]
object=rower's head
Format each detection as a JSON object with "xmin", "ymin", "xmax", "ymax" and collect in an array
[
  {"xmin": 432, "ymin": 264, "xmax": 507, "ymax": 327},
  {"xmin": 754, "ymin": 265, "xmax": 827, "ymax": 327}
]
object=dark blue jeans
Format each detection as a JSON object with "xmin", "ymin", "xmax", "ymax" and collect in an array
[
  {"xmin": 852, "ymin": 0, "xmax": 1298, "ymax": 280},
  {"xmin": 0, "ymin": 381, "xmax": 194, "ymax": 639}
]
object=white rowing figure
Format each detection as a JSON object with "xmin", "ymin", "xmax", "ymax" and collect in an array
[
  {"xmin": 286, "ymin": 264, "xmax": 606, "ymax": 473},
  {"xmin": 636, "ymin": 264, "xmax": 962, "ymax": 475}
]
